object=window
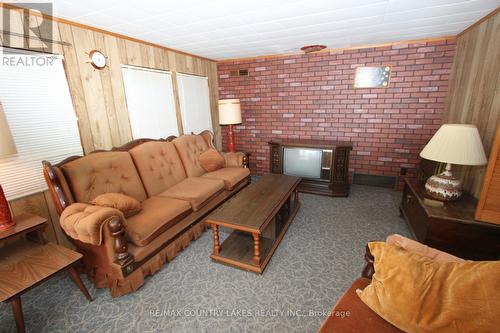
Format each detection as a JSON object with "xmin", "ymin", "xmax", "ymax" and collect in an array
[
  {"xmin": 0, "ymin": 49, "xmax": 83, "ymax": 200},
  {"xmin": 121, "ymin": 65, "xmax": 178, "ymax": 139},
  {"xmin": 176, "ymin": 73, "xmax": 213, "ymax": 135}
]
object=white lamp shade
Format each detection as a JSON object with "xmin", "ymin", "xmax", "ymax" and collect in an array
[
  {"xmin": 218, "ymin": 99, "xmax": 242, "ymax": 125},
  {"xmin": 0, "ymin": 102, "xmax": 17, "ymax": 157},
  {"xmin": 420, "ymin": 124, "xmax": 487, "ymax": 166}
]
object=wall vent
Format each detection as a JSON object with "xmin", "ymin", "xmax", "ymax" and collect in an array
[{"xmin": 230, "ymin": 69, "xmax": 249, "ymax": 77}]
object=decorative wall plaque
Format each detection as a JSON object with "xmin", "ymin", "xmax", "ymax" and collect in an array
[{"xmin": 354, "ymin": 66, "xmax": 391, "ymax": 88}]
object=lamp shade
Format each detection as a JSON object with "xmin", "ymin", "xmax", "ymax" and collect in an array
[
  {"xmin": 420, "ymin": 124, "xmax": 487, "ymax": 166},
  {"xmin": 218, "ymin": 99, "xmax": 242, "ymax": 125},
  {"xmin": 0, "ymin": 102, "xmax": 17, "ymax": 157}
]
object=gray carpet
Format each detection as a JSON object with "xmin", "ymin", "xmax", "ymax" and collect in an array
[{"xmin": 0, "ymin": 185, "xmax": 411, "ymax": 333}]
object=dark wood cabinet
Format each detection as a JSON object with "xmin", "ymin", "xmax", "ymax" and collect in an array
[
  {"xmin": 269, "ymin": 139, "xmax": 352, "ymax": 196},
  {"xmin": 400, "ymin": 178, "xmax": 500, "ymax": 260}
]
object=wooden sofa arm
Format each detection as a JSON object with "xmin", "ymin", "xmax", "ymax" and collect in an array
[
  {"xmin": 60, "ymin": 203, "xmax": 133, "ymax": 267},
  {"xmin": 223, "ymin": 151, "xmax": 249, "ymax": 168},
  {"xmin": 362, "ymin": 243, "xmax": 375, "ymax": 279}
]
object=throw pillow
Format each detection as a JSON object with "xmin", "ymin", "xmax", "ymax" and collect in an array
[
  {"xmin": 91, "ymin": 193, "xmax": 141, "ymax": 218},
  {"xmin": 386, "ymin": 234, "xmax": 465, "ymax": 262},
  {"xmin": 198, "ymin": 148, "xmax": 225, "ymax": 172},
  {"xmin": 357, "ymin": 241, "xmax": 500, "ymax": 333}
]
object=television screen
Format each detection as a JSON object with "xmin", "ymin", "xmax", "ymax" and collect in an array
[{"xmin": 283, "ymin": 147, "xmax": 322, "ymax": 179}]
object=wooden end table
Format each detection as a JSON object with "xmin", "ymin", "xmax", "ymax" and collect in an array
[
  {"xmin": 206, "ymin": 174, "xmax": 301, "ymax": 273},
  {"xmin": 0, "ymin": 213, "xmax": 92, "ymax": 333}
]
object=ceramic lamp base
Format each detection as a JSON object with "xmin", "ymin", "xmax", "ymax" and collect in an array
[
  {"xmin": 0, "ymin": 184, "xmax": 15, "ymax": 231},
  {"xmin": 227, "ymin": 124, "xmax": 236, "ymax": 153},
  {"xmin": 425, "ymin": 163, "xmax": 462, "ymax": 201}
]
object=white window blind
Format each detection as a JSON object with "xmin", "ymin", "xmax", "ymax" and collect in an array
[
  {"xmin": 0, "ymin": 49, "xmax": 83, "ymax": 200},
  {"xmin": 121, "ymin": 65, "xmax": 178, "ymax": 139},
  {"xmin": 176, "ymin": 73, "xmax": 213, "ymax": 135}
]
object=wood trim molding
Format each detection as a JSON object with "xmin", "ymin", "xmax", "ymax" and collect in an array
[
  {"xmin": 218, "ymin": 36, "xmax": 456, "ymax": 63},
  {"xmin": 0, "ymin": 2, "xmax": 215, "ymax": 63},
  {"xmin": 458, "ymin": 7, "xmax": 500, "ymax": 37}
]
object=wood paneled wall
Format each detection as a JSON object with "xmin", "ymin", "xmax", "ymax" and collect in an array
[
  {"xmin": 443, "ymin": 9, "xmax": 500, "ymax": 197},
  {"xmin": 0, "ymin": 5, "xmax": 220, "ymax": 246}
]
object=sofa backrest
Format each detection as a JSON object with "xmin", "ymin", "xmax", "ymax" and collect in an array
[
  {"xmin": 61, "ymin": 151, "xmax": 147, "ymax": 203},
  {"xmin": 129, "ymin": 141, "xmax": 187, "ymax": 197},
  {"xmin": 172, "ymin": 135, "xmax": 210, "ymax": 177}
]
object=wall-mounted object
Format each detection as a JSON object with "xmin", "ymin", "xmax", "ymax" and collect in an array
[
  {"xmin": 88, "ymin": 50, "xmax": 107, "ymax": 69},
  {"xmin": 354, "ymin": 66, "xmax": 391, "ymax": 88},
  {"xmin": 300, "ymin": 45, "xmax": 326, "ymax": 53},
  {"xmin": 420, "ymin": 124, "xmax": 487, "ymax": 201},
  {"xmin": 0, "ymin": 102, "xmax": 17, "ymax": 231},
  {"xmin": 230, "ymin": 69, "xmax": 249, "ymax": 77},
  {"xmin": 218, "ymin": 99, "xmax": 242, "ymax": 152}
]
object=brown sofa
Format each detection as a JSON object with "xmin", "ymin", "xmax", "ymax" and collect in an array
[{"xmin": 43, "ymin": 131, "xmax": 250, "ymax": 297}]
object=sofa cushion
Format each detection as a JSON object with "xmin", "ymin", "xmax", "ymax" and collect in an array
[
  {"xmin": 126, "ymin": 196, "xmax": 191, "ymax": 247},
  {"xmin": 318, "ymin": 278, "xmax": 403, "ymax": 333},
  {"xmin": 160, "ymin": 177, "xmax": 224, "ymax": 211},
  {"xmin": 61, "ymin": 152, "xmax": 147, "ymax": 203},
  {"xmin": 198, "ymin": 148, "xmax": 225, "ymax": 172},
  {"xmin": 202, "ymin": 167, "xmax": 250, "ymax": 190},
  {"xmin": 172, "ymin": 135, "xmax": 210, "ymax": 177},
  {"xmin": 357, "ymin": 242, "xmax": 500, "ymax": 333},
  {"xmin": 91, "ymin": 193, "xmax": 141, "ymax": 217},
  {"xmin": 130, "ymin": 141, "xmax": 187, "ymax": 196}
]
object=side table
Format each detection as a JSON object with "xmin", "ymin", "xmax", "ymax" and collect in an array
[{"xmin": 0, "ymin": 213, "xmax": 92, "ymax": 333}]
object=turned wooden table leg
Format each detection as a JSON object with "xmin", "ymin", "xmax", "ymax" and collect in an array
[
  {"xmin": 212, "ymin": 224, "xmax": 220, "ymax": 256},
  {"xmin": 252, "ymin": 233, "xmax": 261, "ymax": 266},
  {"xmin": 68, "ymin": 266, "xmax": 92, "ymax": 301},
  {"xmin": 10, "ymin": 297, "xmax": 25, "ymax": 333}
]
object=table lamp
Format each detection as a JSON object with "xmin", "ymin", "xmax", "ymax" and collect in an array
[
  {"xmin": 0, "ymin": 102, "xmax": 17, "ymax": 231},
  {"xmin": 419, "ymin": 124, "xmax": 487, "ymax": 201},
  {"xmin": 218, "ymin": 99, "xmax": 242, "ymax": 152}
]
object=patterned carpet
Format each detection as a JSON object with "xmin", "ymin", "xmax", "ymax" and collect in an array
[{"xmin": 0, "ymin": 185, "xmax": 411, "ymax": 333}]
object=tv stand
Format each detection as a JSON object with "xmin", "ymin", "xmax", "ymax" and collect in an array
[{"xmin": 269, "ymin": 139, "xmax": 352, "ymax": 196}]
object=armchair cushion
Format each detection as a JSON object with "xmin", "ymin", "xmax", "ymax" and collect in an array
[
  {"xmin": 160, "ymin": 177, "xmax": 224, "ymax": 211},
  {"xmin": 126, "ymin": 196, "xmax": 192, "ymax": 247},
  {"xmin": 60, "ymin": 203, "xmax": 125, "ymax": 246},
  {"xmin": 202, "ymin": 167, "xmax": 250, "ymax": 190},
  {"xmin": 91, "ymin": 193, "xmax": 141, "ymax": 218},
  {"xmin": 357, "ymin": 242, "xmax": 500, "ymax": 333},
  {"xmin": 223, "ymin": 151, "xmax": 246, "ymax": 168},
  {"xmin": 198, "ymin": 148, "xmax": 225, "ymax": 172}
]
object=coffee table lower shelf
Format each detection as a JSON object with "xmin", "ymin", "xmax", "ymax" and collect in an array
[{"xmin": 210, "ymin": 201, "xmax": 300, "ymax": 274}]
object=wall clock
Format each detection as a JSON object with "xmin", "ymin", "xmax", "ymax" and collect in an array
[{"xmin": 88, "ymin": 50, "xmax": 107, "ymax": 69}]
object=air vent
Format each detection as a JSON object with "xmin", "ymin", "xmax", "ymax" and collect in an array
[{"xmin": 230, "ymin": 69, "xmax": 249, "ymax": 77}]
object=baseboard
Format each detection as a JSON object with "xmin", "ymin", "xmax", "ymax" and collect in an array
[{"xmin": 353, "ymin": 173, "xmax": 397, "ymax": 189}]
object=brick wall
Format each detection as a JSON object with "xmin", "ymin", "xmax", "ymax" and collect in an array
[{"xmin": 217, "ymin": 39, "xmax": 455, "ymax": 186}]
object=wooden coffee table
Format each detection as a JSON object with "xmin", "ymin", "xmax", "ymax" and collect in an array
[{"xmin": 206, "ymin": 174, "xmax": 301, "ymax": 273}]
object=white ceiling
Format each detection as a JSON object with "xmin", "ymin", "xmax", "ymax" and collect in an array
[{"xmin": 30, "ymin": 0, "xmax": 500, "ymax": 59}]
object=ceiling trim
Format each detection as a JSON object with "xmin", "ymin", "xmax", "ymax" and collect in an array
[
  {"xmin": 457, "ymin": 6, "xmax": 500, "ymax": 37},
  {"xmin": 217, "ymin": 35, "xmax": 456, "ymax": 63},
  {"xmin": 0, "ymin": 2, "xmax": 216, "ymax": 63}
]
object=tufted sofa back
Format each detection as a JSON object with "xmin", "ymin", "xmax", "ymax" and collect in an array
[
  {"xmin": 61, "ymin": 151, "xmax": 147, "ymax": 204},
  {"xmin": 172, "ymin": 135, "xmax": 210, "ymax": 177},
  {"xmin": 129, "ymin": 141, "xmax": 187, "ymax": 196}
]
